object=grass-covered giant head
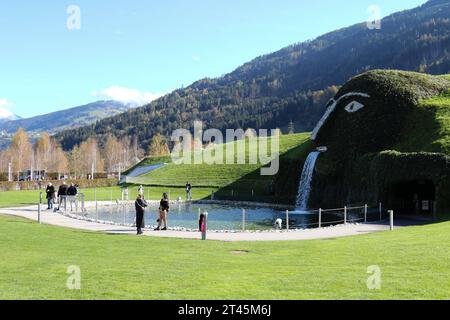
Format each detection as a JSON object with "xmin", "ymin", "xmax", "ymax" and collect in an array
[
  {"xmin": 307, "ymin": 70, "xmax": 450, "ymax": 213},
  {"xmin": 312, "ymin": 70, "xmax": 450, "ymax": 161}
]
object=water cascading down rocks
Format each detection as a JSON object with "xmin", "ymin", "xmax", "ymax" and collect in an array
[{"xmin": 295, "ymin": 151, "xmax": 321, "ymax": 210}]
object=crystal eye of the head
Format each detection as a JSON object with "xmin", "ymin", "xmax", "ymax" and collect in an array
[{"xmin": 344, "ymin": 101, "xmax": 365, "ymax": 113}]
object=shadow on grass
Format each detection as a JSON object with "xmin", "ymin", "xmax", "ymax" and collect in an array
[
  {"xmin": 3, "ymin": 219, "xmax": 34, "ymax": 225},
  {"xmin": 208, "ymin": 139, "xmax": 314, "ymax": 205}
]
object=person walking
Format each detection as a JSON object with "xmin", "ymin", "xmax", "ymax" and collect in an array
[
  {"xmin": 45, "ymin": 183, "xmax": 55, "ymax": 210},
  {"xmin": 67, "ymin": 183, "xmax": 78, "ymax": 196},
  {"xmin": 185, "ymin": 182, "xmax": 192, "ymax": 201},
  {"xmin": 155, "ymin": 193, "xmax": 170, "ymax": 231},
  {"xmin": 67, "ymin": 183, "xmax": 78, "ymax": 211},
  {"xmin": 135, "ymin": 194, "xmax": 148, "ymax": 235},
  {"xmin": 57, "ymin": 181, "xmax": 68, "ymax": 210}
]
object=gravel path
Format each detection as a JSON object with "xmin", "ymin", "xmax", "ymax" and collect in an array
[{"xmin": 0, "ymin": 205, "xmax": 394, "ymax": 242}]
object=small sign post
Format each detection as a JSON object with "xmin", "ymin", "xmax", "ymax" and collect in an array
[
  {"xmin": 388, "ymin": 210, "xmax": 394, "ymax": 231},
  {"xmin": 38, "ymin": 192, "xmax": 42, "ymax": 224},
  {"xmin": 344, "ymin": 206, "xmax": 347, "ymax": 224},
  {"xmin": 379, "ymin": 202, "xmax": 382, "ymax": 221},
  {"xmin": 199, "ymin": 211, "xmax": 208, "ymax": 240},
  {"xmin": 318, "ymin": 208, "xmax": 322, "ymax": 228},
  {"xmin": 286, "ymin": 210, "xmax": 289, "ymax": 231}
]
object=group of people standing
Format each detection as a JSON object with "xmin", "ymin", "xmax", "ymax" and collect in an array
[
  {"xmin": 45, "ymin": 181, "xmax": 78, "ymax": 210},
  {"xmin": 45, "ymin": 181, "xmax": 191, "ymax": 235},
  {"xmin": 134, "ymin": 183, "xmax": 194, "ymax": 235},
  {"xmin": 135, "ymin": 191, "xmax": 170, "ymax": 235}
]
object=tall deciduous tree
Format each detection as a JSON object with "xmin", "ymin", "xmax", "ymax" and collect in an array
[
  {"xmin": 34, "ymin": 132, "xmax": 53, "ymax": 171},
  {"xmin": 103, "ymin": 135, "xmax": 121, "ymax": 173},
  {"xmin": 68, "ymin": 145, "xmax": 82, "ymax": 178},
  {"xmin": 79, "ymin": 138, "xmax": 104, "ymax": 177},
  {"xmin": 0, "ymin": 148, "xmax": 12, "ymax": 175},
  {"xmin": 52, "ymin": 146, "xmax": 69, "ymax": 177},
  {"xmin": 9, "ymin": 128, "xmax": 32, "ymax": 175},
  {"xmin": 149, "ymin": 134, "xmax": 169, "ymax": 156}
]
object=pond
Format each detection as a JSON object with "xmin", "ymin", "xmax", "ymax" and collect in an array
[{"xmin": 77, "ymin": 202, "xmax": 377, "ymax": 231}]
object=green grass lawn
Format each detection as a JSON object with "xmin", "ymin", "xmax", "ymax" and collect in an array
[
  {"xmin": 0, "ymin": 214, "xmax": 448, "ymax": 299},
  {"xmin": 0, "ymin": 186, "xmax": 216, "ymax": 208}
]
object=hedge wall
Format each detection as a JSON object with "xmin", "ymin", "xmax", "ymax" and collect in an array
[
  {"xmin": 0, "ymin": 178, "xmax": 118, "ymax": 192},
  {"xmin": 369, "ymin": 151, "xmax": 450, "ymax": 215},
  {"xmin": 311, "ymin": 151, "xmax": 450, "ymax": 217}
]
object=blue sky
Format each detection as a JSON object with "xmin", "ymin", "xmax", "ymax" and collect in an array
[{"xmin": 0, "ymin": 0, "xmax": 427, "ymax": 118}]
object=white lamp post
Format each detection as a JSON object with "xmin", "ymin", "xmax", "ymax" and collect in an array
[{"xmin": 8, "ymin": 162, "xmax": 12, "ymax": 182}]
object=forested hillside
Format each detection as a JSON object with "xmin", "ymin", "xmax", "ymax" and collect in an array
[{"xmin": 56, "ymin": 0, "xmax": 450, "ymax": 151}]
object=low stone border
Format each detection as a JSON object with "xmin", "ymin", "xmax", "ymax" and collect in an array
[{"xmin": 0, "ymin": 205, "xmax": 393, "ymax": 242}]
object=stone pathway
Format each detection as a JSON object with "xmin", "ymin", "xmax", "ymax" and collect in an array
[{"xmin": 0, "ymin": 205, "xmax": 395, "ymax": 242}]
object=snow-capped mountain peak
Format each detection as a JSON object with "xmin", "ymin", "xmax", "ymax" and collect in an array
[{"xmin": 0, "ymin": 107, "xmax": 20, "ymax": 122}]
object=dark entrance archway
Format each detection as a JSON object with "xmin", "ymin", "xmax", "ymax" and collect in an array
[{"xmin": 386, "ymin": 179, "xmax": 436, "ymax": 215}]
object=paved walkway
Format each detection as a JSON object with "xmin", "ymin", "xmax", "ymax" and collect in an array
[{"xmin": 0, "ymin": 205, "xmax": 394, "ymax": 242}]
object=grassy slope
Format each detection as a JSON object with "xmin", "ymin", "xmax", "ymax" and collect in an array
[
  {"xmin": 124, "ymin": 133, "xmax": 312, "ymax": 204},
  {"xmin": 0, "ymin": 214, "xmax": 448, "ymax": 299},
  {"xmin": 132, "ymin": 133, "xmax": 310, "ymax": 187},
  {"xmin": 396, "ymin": 88, "xmax": 450, "ymax": 153}
]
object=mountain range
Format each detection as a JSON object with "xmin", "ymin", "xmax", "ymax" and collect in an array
[
  {"xmin": 2, "ymin": 0, "xmax": 444, "ymax": 152},
  {"xmin": 0, "ymin": 100, "xmax": 132, "ymax": 148}
]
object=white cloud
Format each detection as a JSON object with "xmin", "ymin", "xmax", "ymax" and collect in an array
[
  {"xmin": 0, "ymin": 107, "xmax": 15, "ymax": 119},
  {"xmin": 91, "ymin": 86, "xmax": 164, "ymax": 106},
  {"xmin": 0, "ymin": 98, "xmax": 14, "ymax": 109},
  {"xmin": 192, "ymin": 56, "xmax": 201, "ymax": 62},
  {"xmin": 0, "ymin": 99, "xmax": 16, "ymax": 120}
]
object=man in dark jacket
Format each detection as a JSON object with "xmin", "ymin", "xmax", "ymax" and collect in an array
[
  {"xmin": 57, "ymin": 182, "xmax": 68, "ymax": 210},
  {"xmin": 46, "ymin": 183, "xmax": 55, "ymax": 210},
  {"xmin": 67, "ymin": 183, "xmax": 78, "ymax": 196},
  {"xmin": 67, "ymin": 183, "xmax": 78, "ymax": 211},
  {"xmin": 134, "ymin": 194, "xmax": 148, "ymax": 235}
]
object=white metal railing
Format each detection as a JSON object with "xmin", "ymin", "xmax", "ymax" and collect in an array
[
  {"xmin": 284, "ymin": 203, "xmax": 383, "ymax": 230},
  {"xmin": 59, "ymin": 194, "xmax": 86, "ymax": 213},
  {"xmin": 73, "ymin": 202, "xmax": 384, "ymax": 231}
]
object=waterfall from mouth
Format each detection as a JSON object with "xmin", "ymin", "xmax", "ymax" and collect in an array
[{"xmin": 295, "ymin": 151, "xmax": 321, "ymax": 210}]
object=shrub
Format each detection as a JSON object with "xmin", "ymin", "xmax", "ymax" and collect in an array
[{"xmin": 0, "ymin": 178, "xmax": 118, "ymax": 192}]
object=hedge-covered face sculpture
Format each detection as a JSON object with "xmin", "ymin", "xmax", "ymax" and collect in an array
[
  {"xmin": 311, "ymin": 77, "xmax": 415, "ymax": 160},
  {"xmin": 307, "ymin": 70, "xmax": 450, "ymax": 210}
]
